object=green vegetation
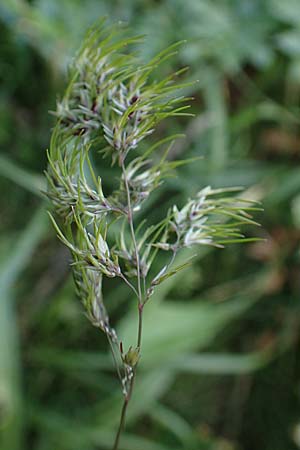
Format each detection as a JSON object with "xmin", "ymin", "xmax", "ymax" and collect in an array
[{"xmin": 1, "ymin": 2, "xmax": 300, "ymax": 450}]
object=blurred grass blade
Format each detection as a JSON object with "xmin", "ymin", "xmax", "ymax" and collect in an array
[
  {"xmin": 149, "ymin": 402, "xmax": 198, "ymax": 447},
  {"xmin": 0, "ymin": 155, "xmax": 46, "ymax": 196},
  {"xmin": 173, "ymin": 349, "xmax": 272, "ymax": 374},
  {"xmin": 0, "ymin": 207, "xmax": 49, "ymax": 288},
  {"xmin": 0, "ymin": 206, "xmax": 49, "ymax": 450}
]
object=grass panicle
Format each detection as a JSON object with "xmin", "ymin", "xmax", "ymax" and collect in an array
[{"xmin": 46, "ymin": 19, "xmax": 260, "ymax": 450}]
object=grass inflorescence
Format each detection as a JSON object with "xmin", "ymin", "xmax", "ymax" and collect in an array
[{"xmin": 45, "ymin": 19, "xmax": 259, "ymax": 450}]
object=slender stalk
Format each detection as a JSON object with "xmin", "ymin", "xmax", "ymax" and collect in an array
[
  {"xmin": 121, "ymin": 160, "xmax": 143, "ymax": 304},
  {"xmin": 112, "ymin": 303, "xmax": 143, "ymax": 450},
  {"xmin": 112, "ymin": 396, "xmax": 129, "ymax": 450},
  {"xmin": 137, "ymin": 303, "xmax": 143, "ymax": 349},
  {"xmin": 112, "ymin": 161, "xmax": 145, "ymax": 450}
]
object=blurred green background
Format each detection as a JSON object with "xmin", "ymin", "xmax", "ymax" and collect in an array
[{"xmin": 1, "ymin": 1, "xmax": 300, "ymax": 449}]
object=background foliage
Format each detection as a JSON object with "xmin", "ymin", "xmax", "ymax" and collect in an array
[{"xmin": 1, "ymin": 1, "xmax": 300, "ymax": 449}]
